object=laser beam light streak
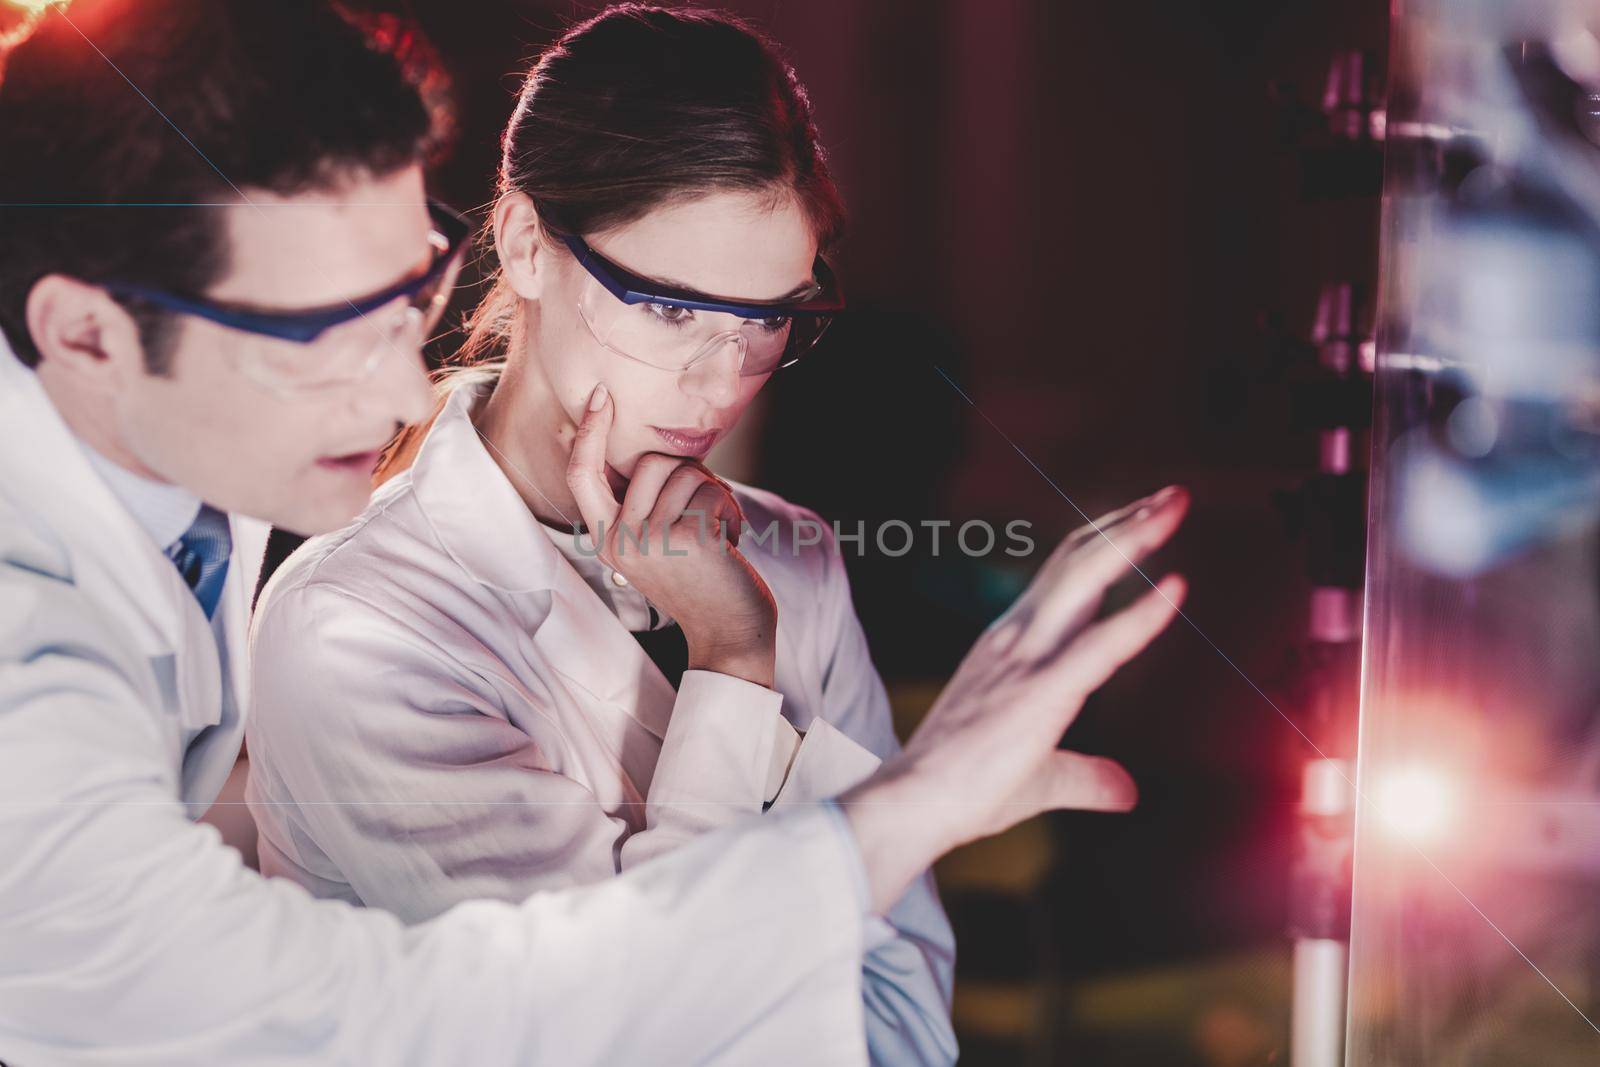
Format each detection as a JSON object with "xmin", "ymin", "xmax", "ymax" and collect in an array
[{"xmin": 1371, "ymin": 765, "xmax": 1457, "ymax": 845}]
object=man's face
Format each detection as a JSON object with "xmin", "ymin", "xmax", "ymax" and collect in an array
[{"xmin": 115, "ymin": 166, "xmax": 436, "ymax": 534}]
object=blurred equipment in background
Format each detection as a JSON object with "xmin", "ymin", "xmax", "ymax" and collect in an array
[
  {"xmin": 1279, "ymin": 284, "xmax": 1373, "ymax": 1067},
  {"xmin": 1349, "ymin": 0, "xmax": 1600, "ymax": 1062},
  {"xmin": 1273, "ymin": 45, "xmax": 1384, "ymax": 1067}
]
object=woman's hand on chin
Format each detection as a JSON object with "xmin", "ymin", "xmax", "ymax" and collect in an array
[{"xmin": 566, "ymin": 384, "xmax": 778, "ymax": 688}]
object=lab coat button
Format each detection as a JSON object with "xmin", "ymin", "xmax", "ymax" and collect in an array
[{"xmin": 610, "ymin": 570, "xmax": 629, "ymax": 587}]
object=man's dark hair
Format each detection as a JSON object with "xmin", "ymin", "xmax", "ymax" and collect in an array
[{"xmin": 0, "ymin": 0, "xmax": 450, "ymax": 372}]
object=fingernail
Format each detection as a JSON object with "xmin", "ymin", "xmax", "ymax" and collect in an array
[
  {"xmin": 589, "ymin": 383, "xmax": 609, "ymax": 411},
  {"xmin": 1131, "ymin": 486, "xmax": 1179, "ymax": 522}
]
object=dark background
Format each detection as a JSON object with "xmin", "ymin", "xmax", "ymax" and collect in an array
[{"xmin": 372, "ymin": 1, "xmax": 1388, "ymax": 1063}]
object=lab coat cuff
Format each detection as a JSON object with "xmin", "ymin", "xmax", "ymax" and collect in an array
[
  {"xmin": 769, "ymin": 718, "xmax": 884, "ymax": 807},
  {"xmin": 764, "ymin": 718, "xmax": 803, "ymax": 802},
  {"xmin": 649, "ymin": 669, "xmax": 784, "ymax": 814}
]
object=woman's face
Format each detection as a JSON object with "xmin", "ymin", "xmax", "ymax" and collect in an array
[{"xmin": 529, "ymin": 189, "xmax": 819, "ymax": 477}]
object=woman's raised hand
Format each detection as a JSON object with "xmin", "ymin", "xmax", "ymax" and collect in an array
[
  {"xmin": 841, "ymin": 486, "xmax": 1190, "ymax": 912},
  {"xmin": 566, "ymin": 384, "xmax": 778, "ymax": 688}
]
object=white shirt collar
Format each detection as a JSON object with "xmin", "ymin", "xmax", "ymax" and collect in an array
[
  {"xmin": 78, "ymin": 444, "xmax": 202, "ymax": 551},
  {"xmin": 410, "ymin": 374, "xmax": 674, "ymax": 632},
  {"xmin": 537, "ymin": 519, "xmax": 676, "ymax": 632}
]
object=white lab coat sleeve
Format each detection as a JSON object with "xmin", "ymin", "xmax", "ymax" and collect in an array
[
  {"xmin": 772, "ymin": 521, "xmax": 961, "ymax": 1067},
  {"xmin": 618, "ymin": 667, "xmax": 786, "ymax": 868},
  {"xmin": 246, "ymin": 584, "xmax": 779, "ymax": 919},
  {"xmin": 0, "ymin": 557, "xmax": 870, "ymax": 1066}
]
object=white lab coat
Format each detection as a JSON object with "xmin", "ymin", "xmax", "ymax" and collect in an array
[
  {"xmin": 246, "ymin": 377, "xmax": 958, "ymax": 1066},
  {"xmin": 0, "ymin": 337, "xmax": 875, "ymax": 1066}
]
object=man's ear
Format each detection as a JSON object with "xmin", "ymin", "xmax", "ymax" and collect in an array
[
  {"xmin": 25, "ymin": 274, "xmax": 149, "ymax": 391},
  {"xmin": 494, "ymin": 191, "xmax": 551, "ymax": 302}
]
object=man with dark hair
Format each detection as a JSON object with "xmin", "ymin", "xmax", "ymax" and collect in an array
[
  {"xmin": 0, "ymin": 0, "xmax": 449, "ymax": 535},
  {"xmin": 0, "ymin": 2, "xmax": 1187, "ymax": 1063}
]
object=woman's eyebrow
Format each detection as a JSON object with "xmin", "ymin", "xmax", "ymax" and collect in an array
[
  {"xmin": 643, "ymin": 269, "xmax": 817, "ymax": 303},
  {"xmin": 773, "ymin": 279, "xmax": 821, "ymax": 300}
]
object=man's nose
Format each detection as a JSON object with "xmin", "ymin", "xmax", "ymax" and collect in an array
[{"xmin": 361, "ymin": 332, "xmax": 435, "ymax": 427}]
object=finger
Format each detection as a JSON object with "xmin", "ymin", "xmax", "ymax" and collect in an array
[
  {"xmin": 685, "ymin": 481, "xmax": 743, "ymax": 552},
  {"xmin": 675, "ymin": 464, "xmax": 746, "ymax": 544},
  {"xmin": 619, "ymin": 454, "xmax": 688, "ymax": 522},
  {"xmin": 615, "ymin": 453, "xmax": 690, "ymax": 552},
  {"xmin": 1061, "ymin": 485, "xmax": 1182, "ymax": 556},
  {"xmin": 1036, "ymin": 485, "xmax": 1187, "ymax": 592},
  {"xmin": 701, "ymin": 469, "xmax": 746, "ymax": 536},
  {"xmin": 649, "ymin": 463, "xmax": 742, "ymax": 537},
  {"xmin": 565, "ymin": 385, "xmax": 620, "ymax": 535},
  {"xmin": 993, "ymin": 754, "xmax": 1137, "ymax": 828},
  {"xmin": 653, "ymin": 462, "xmax": 718, "ymax": 526},
  {"xmin": 1020, "ymin": 489, "xmax": 1189, "ymax": 654},
  {"xmin": 1021, "ymin": 487, "xmax": 1178, "ymax": 598},
  {"xmin": 1042, "ymin": 751, "xmax": 1138, "ymax": 813},
  {"xmin": 720, "ymin": 478, "xmax": 746, "ymax": 545},
  {"xmin": 1051, "ymin": 573, "xmax": 1187, "ymax": 702}
]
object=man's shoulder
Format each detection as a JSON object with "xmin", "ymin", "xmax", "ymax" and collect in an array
[
  {"xmin": 0, "ymin": 486, "xmax": 72, "ymax": 587},
  {"xmin": 0, "ymin": 493, "xmax": 150, "ymax": 688}
]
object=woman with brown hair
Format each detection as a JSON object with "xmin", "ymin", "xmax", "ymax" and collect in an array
[{"xmin": 246, "ymin": 6, "xmax": 959, "ymax": 1063}]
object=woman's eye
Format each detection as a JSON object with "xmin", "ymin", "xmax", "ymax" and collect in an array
[
  {"xmin": 750, "ymin": 315, "xmax": 791, "ymax": 334},
  {"xmin": 644, "ymin": 302, "xmax": 693, "ymax": 326}
]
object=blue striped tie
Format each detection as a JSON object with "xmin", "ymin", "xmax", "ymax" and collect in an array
[{"xmin": 165, "ymin": 505, "xmax": 232, "ymax": 619}]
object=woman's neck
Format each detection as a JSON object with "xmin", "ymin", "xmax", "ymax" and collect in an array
[{"xmin": 472, "ymin": 359, "xmax": 587, "ymax": 531}]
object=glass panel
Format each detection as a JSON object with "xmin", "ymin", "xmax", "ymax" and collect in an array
[{"xmin": 1347, "ymin": 1, "xmax": 1600, "ymax": 1062}]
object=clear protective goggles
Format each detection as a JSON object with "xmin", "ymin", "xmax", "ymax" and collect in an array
[
  {"xmin": 242, "ymin": 282, "xmax": 445, "ymax": 394},
  {"xmin": 559, "ymin": 231, "xmax": 843, "ymax": 377},
  {"xmin": 104, "ymin": 201, "xmax": 470, "ymax": 395}
]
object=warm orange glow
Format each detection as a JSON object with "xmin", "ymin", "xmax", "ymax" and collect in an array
[{"xmin": 5, "ymin": 0, "xmax": 65, "ymax": 12}]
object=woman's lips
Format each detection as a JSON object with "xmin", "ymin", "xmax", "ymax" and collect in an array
[
  {"xmin": 316, "ymin": 449, "xmax": 382, "ymax": 473},
  {"xmin": 651, "ymin": 426, "xmax": 720, "ymax": 457}
]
